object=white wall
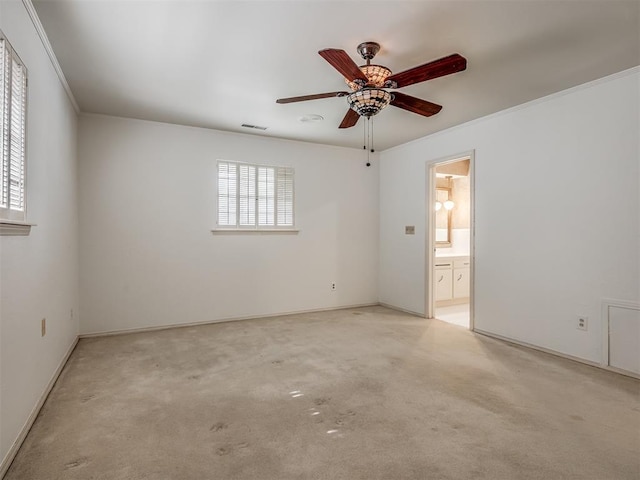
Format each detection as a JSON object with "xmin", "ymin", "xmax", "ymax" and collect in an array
[
  {"xmin": 379, "ymin": 68, "xmax": 639, "ymax": 363},
  {"xmin": 0, "ymin": 0, "xmax": 79, "ymax": 469},
  {"xmin": 78, "ymin": 115, "xmax": 379, "ymax": 334}
]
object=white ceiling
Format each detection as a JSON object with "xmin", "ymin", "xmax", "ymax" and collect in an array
[{"xmin": 33, "ymin": 0, "xmax": 639, "ymax": 151}]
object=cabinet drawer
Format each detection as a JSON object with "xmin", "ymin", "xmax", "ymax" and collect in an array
[
  {"xmin": 453, "ymin": 257, "xmax": 470, "ymax": 268},
  {"xmin": 435, "ymin": 260, "xmax": 453, "ymax": 269}
]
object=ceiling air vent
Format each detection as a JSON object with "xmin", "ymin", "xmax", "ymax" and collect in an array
[{"xmin": 241, "ymin": 123, "xmax": 268, "ymax": 131}]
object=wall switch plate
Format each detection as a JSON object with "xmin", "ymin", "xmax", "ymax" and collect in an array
[
  {"xmin": 577, "ymin": 316, "xmax": 588, "ymax": 331},
  {"xmin": 41, "ymin": 318, "xmax": 46, "ymax": 337},
  {"xmin": 405, "ymin": 226, "xmax": 415, "ymax": 235}
]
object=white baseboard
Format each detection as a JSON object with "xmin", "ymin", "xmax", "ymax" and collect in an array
[
  {"xmin": 0, "ymin": 336, "xmax": 79, "ymax": 479},
  {"xmin": 378, "ymin": 302, "xmax": 425, "ymax": 318},
  {"xmin": 79, "ymin": 303, "xmax": 380, "ymax": 338},
  {"xmin": 473, "ymin": 328, "xmax": 639, "ymax": 379},
  {"xmin": 599, "ymin": 364, "xmax": 640, "ymax": 380}
]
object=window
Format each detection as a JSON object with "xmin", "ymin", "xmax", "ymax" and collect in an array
[
  {"xmin": 0, "ymin": 32, "xmax": 28, "ymax": 223},
  {"xmin": 217, "ymin": 160, "xmax": 294, "ymax": 229}
]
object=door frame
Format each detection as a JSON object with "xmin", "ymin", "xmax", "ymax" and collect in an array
[{"xmin": 425, "ymin": 151, "xmax": 475, "ymax": 330}]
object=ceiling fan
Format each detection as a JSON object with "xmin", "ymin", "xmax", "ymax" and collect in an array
[{"xmin": 276, "ymin": 42, "xmax": 467, "ymax": 129}]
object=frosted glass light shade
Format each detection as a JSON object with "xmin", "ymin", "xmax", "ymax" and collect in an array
[
  {"xmin": 444, "ymin": 200, "xmax": 455, "ymax": 210},
  {"xmin": 435, "ymin": 201, "xmax": 443, "ymax": 211}
]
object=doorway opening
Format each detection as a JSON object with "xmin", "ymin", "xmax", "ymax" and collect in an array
[{"xmin": 426, "ymin": 154, "xmax": 474, "ymax": 329}]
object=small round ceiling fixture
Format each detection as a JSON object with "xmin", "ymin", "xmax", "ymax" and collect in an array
[{"xmin": 298, "ymin": 114, "xmax": 324, "ymax": 123}]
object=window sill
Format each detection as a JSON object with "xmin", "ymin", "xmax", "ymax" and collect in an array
[
  {"xmin": 0, "ymin": 220, "xmax": 35, "ymax": 236},
  {"xmin": 211, "ymin": 229, "xmax": 299, "ymax": 235}
]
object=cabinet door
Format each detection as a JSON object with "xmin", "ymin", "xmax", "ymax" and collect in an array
[
  {"xmin": 453, "ymin": 267, "xmax": 470, "ymax": 298},
  {"xmin": 435, "ymin": 268, "xmax": 453, "ymax": 301}
]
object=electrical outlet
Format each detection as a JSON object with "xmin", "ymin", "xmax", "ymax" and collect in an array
[
  {"xmin": 41, "ymin": 318, "xmax": 46, "ymax": 337},
  {"xmin": 577, "ymin": 316, "xmax": 588, "ymax": 331},
  {"xmin": 331, "ymin": 282, "xmax": 336, "ymax": 291}
]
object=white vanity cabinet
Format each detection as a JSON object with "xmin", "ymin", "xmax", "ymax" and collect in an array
[{"xmin": 435, "ymin": 256, "xmax": 470, "ymax": 304}]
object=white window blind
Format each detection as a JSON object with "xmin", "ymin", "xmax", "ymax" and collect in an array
[
  {"xmin": 217, "ymin": 161, "xmax": 294, "ymax": 229},
  {"xmin": 0, "ymin": 33, "xmax": 27, "ymax": 222}
]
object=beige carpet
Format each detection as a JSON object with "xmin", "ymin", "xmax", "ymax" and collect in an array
[{"xmin": 5, "ymin": 306, "xmax": 640, "ymax": 479}]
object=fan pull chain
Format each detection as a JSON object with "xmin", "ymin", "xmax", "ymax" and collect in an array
[
  {"xmin": 363, "ymin": 119, "xmax": 367, "ymax": 151},
  {"xmin": 366, "ymin": 118, "xmax": 371, "ymax": 167},
  {"xmin": 370, "ymin": 118, "xmax": 375, "ymax": 154}
]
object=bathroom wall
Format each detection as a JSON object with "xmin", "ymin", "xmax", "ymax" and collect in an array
[{"xmin": 436, "ymin": 173, "xmax": 471, "ymax": 256}]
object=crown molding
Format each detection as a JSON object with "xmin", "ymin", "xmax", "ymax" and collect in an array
[
  {"xmin": 382, "ymin": 65, "xmax": 640, "ymax": 155},
  {"xmin": 21, "ymin": 0, "xmax": 80, "ymax": 113}
]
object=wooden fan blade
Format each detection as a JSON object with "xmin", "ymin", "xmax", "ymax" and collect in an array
[
  {"xmin": 339, "ymin": 108, "xmax": 360, "ymax": 129},
  {"xmin": 390, "ymin": 92, "xmax": 442, "ymax": 117},
  {"xmin": 385, "ymin": 53, "xmax": 466, "ymax": 88},
  {"xmin": 319, "ymin": 49, "xmax": 368, "ymax": 84},
  {"xmin": 276, "ymin": 91, "xmax": 349, "ymax": 104}
]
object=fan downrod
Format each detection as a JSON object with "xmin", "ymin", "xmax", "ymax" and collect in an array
[{"xmin": 357, "ymin": 42, "xmax": 381, "ymax": 64}]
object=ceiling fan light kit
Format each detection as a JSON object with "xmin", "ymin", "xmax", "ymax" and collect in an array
[
  {"xmin": 347, "ymin": 88, "xmax": 392, "ymax": 117},
  {"xmin": 345, "ymin": 64, "xmax": 392, "ymax": 91}
]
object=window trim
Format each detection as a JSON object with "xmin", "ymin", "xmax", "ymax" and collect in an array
[
  {"xmin": 0, "ymin": 29, "xmax": 29, "ymax": 231},
  {"xmin": 215, "ymin": 159, "xmax": 296, "ymax": 232}
]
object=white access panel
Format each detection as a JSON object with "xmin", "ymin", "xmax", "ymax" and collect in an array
[{"xmin": 608, "ymin": 305, "xmax": 640, "ymax": 375}]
